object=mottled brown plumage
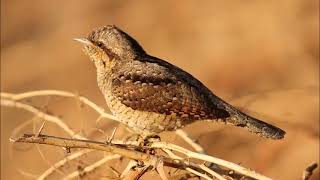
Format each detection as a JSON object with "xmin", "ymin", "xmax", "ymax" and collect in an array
[{"xmin": 75, "ymin": 25, "xmax": 285, "ymax": 139}]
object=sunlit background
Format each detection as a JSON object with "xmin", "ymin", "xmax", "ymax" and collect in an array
[{"xmin": 1, "ymin": 0, "xmax": 319, "ymax": 179}]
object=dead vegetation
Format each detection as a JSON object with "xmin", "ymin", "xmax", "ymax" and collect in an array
[{"xmin": 2, "ymin": 90, "xmax": 318, "ymax": 179}]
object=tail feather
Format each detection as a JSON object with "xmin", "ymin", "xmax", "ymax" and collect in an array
[
  {"xmin": 209, "ymin": 93, "xmax": 286, "ymax": 139},
  {"xmin": 226, "ymin": 113, "xmax": 285, "ymax": 139}
]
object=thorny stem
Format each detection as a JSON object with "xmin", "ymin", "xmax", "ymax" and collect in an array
[{"xmin": 2, "ymin": 90, "xmax": 275, "ymax": 179}]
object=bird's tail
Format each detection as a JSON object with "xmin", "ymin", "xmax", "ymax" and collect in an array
[
  {"xmin": 226, "ymin": 113, "xmax": 285, "ymax": 139},
  {"xmin": 220, "ymin": 104, "xmax": 286, "ymax": 139},
  {"xmin": 224, "ymin": 109, "xmax": 285, "ymax": 139}
]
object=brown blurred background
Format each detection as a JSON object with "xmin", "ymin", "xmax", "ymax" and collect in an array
[{"xmin": 1, "ymin": 0, "xmax": 319, "ymax": 179}]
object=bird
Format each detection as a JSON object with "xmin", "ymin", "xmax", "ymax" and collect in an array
[{"xmin": 74, "ymin": 25, "xmax": 285, "ymax": 140}]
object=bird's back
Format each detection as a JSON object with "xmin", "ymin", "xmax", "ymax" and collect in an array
[{"xmin": 104, "ymin": 54, "xmax": 228, "ymax": 131}]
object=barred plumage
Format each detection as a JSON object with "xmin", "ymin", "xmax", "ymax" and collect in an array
[{"xmin": 76, "ymin": 25, "xmax": 285, "ymax": 139}]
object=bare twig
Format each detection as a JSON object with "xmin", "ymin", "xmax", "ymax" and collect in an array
[
  {"xmin": 16, "ymin": 169, "xmax": 38, "ymax": 179},
  {"xmin": 62, "ymin": 154, "xmax": 121, "ymax": 180},
  {"xmin": 107, "ymin": 127, "xmax": 117, "ymax": 143},
  {"xmin": 1, "ymin": 98, "xmax": 84, "ymax": 139},
  {"xmin": 36, "ymin": 121, "xmax": 46, "ymax": 137},
  {"xmin": 3, "ymin": 90, "xmax": 273, "ymax": 179},
  {"xmin": 37, "ymin": 149, "xmax": 94, "ymax": 180},
  {"xmin": 2, "ymin": 90, "xmax": 206, "ymax": 155},
  {"xmin": 11, "ymin": 134, "xmax": 210, "ymax": 180},
  {"xmin": 10, "ymin": 134, "xmax": 188, "ymax": 171},
  {"xmin": 1, "ymin": 90, "xmax": 117, "ymax": 121},
  {"xmin": 185, "ymin": 167, "xmax": 212, "ymax": 180},
  {"xmin": 121, "ymin": 160, "xmax": 138, "ymax": 178},
  {"xmin": 199, "ymin": 164, "xmax": 227, "ymax": 180},
  {"xmin": 11, "ymin": 133, "xmax": 272, "ymax": 180},
  {"xmin": 151, "ymin": 142, "xmax": 271, "ymax": 180},
  {"xmin": 122, "ymin": 165, "xmax": 152, "ymax": 180},
  {"xmin": 175, "ymin": 129, "xmax": 205, "ymax": 154},
  {"xmin": 2, "ymin": 91, "xmax": 209, "ymax": 171},
  {"xmin": 156, "ymin": 158, "xmax": 169, "ymax": 180}
]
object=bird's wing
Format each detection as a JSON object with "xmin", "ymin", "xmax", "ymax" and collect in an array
[{"xmin": 110, "ymin": 59, "xmax": 230, "ymax": 120}]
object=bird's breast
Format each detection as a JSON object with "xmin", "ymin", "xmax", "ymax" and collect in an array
[{"xmin": 102, "ymin": 89, "xmax": 185, "ymax": 135}]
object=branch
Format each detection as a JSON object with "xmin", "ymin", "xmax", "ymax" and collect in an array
[
  {"xmin": 1, "ymin": 90, "xmax": 205, "ymax": 154},
  {"xmin": 1, "ymin": 90, "xmax": 117, "ymax": 121},
  {"xmin": 175, "ymin": 129, "xmax": 205, "ymax": 154},
  {"xmin": 11, "ymin": 133, "xmax": 272, "ymax": 180},
  {"xmin": 10, "ymin": 134, "xmax": 200, "ymax": 173},
  {"xmin": 151, "ymin": 142, "xmax": 271, "ymax": 180},
  {"xmin": 1, "ymin": 98, "xmax": 85, "ymax": 140},
  {"xmin": 37, "ymin": 149, "xmax": 94, "ymax": 180},
  {"xmin": 3, "ymin": 90, "xmax": 273, "ymax": 179},
  {"xmin": 62, "ymin": 154, "xmax": 121, "ymax": 180}
]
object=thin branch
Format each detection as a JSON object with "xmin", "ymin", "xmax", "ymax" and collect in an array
[
  {"xmin": 121, "ymin": 160, "xmax": 138, "ymax": 178},
  {"xmin": 1, "ymin": 98, "xmax": 84, "ymax": 140},
  {"xmin": 161, "ymin": 149, "xmax": 214, "ymax": 180},
  {"xmin": 10, "ymin": 134, "xmax": 215, "ymax": 180},
  {"xmin": 122, "ymin": 165, "xmax": 152, "ymax": 180},
  {"xmin": 16, "ymin": 168, "xmax": 39, "ymax": 179},
  {"xmin": 11, "ymin": 134, "xmax": 271, "ymax": 180},
  {"xmin": 175, "ymin": 129, "xmax": 205, "ymax": 154},
  {"xmin": 151, "ymin": 142, "xmax": 271, "ymax": 180},
  {"xmin": 161, "ymin": 149, "xmax": 229, "ymax": 180},
  {"xmin": 2, "ymin": 91, "xmax": 207, "ymax": 155},
  {"xmin": 37, "ymin": 149, "xmax": 94, "ymax": 180},
  {"xmin": 185, "ymin": 167, "xmax": 212, "ymax": 180},
  {"xmin": 36, "ymin": 121, "xmax": 46, "ymax": 137},
  {"xmin": 62, "ymin": 154, "xmax": 121, "ymax": 180},
  {"xmin": 10, "ymin": 134, "xmax": 182, "ymax": 170},
  {"xmin": 1, "ymin": 90, "xmax": 117, "ymax": 121},
  {"xmin": 156, "ymin": 159, "xmax": 169, "ymax": 180},
  {"xmin": 11, "ymin": 134, "xmax": 209, "ymax": 180},
  {"xmin": 3, "ymin": 90, "xmax": 273, "ymax": 179},
  {"xmin": 199, "ymin": 164, "xmax": 227, "ymax": 180}
]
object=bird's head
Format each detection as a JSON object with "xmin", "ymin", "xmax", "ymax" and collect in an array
[{"xmin": 75, "ymin": 25, "xmax": 145, "ymax": 68}]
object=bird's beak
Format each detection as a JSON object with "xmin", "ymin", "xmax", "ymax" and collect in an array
[{"xmin": 73, "ymin": 38, "xmax": 93, "ymax": 46}]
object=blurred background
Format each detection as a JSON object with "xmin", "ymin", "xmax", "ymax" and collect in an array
[{"xmin": 1, "ymin": 0, "xmax": 319, "ymax": 179}]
